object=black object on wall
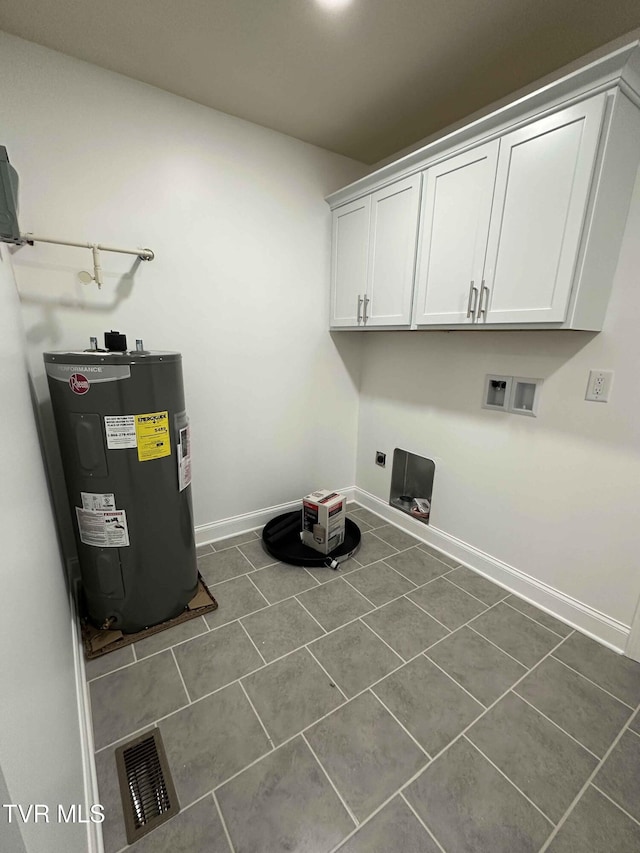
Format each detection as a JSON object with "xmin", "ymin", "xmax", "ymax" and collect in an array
[{"xmin": 0, "ymin": 146, "xmax": 23, "ymax": 245}]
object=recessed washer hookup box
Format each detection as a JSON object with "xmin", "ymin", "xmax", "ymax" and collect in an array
[{"xmin": 301, "ymin": 489, "xmax": 346, "ymax": 554}]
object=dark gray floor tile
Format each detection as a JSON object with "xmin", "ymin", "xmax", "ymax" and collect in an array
[
  {"xmin": 205, "ymin": 574, "xmax": 268, "ymax": 629},
  {"xmin": 409, "ymin": 577, "xmax": 487, "ymax": 630},
  {"xmin": 350, "ymin": 508, "xmax": 385, "ymax": 528},
  {"xmin": 173, "ymin": 621, "xmax": 263, "ymax": 700},
  {"xmin": 90, "ymin": 652, "xmax": 187, "ymax": 750},
  {"xmin": 371, "ymin": 524, "xmax": 421, "ymax": 550},
  {"xmin": 309, "ymin": 621, "xmax": 402, "ymax": 698},
  {"xmin": 238, "ymin": 538, "xmax": 278, "ymax": 569},
  {"xmin": 384, "ymin": 547, "xmax": 450, "ymax": 585},
  {"xmin": 351, "ymin": 532, "xmax": 398, "ymax": 567},
  {"xmin": 94, "ymin": 741, "xmax": 129, "ymax": 853},
  {"xmin": 426, "ymin": 627, "xmax": 527, "ymax": 706},
  {"xmin": 297, "ymin": 577, "xmax": 373, "ymax": 632},
  {"xmin": 362, "ymin": 597, "xmax": 448, "ymax": 660},
  {"xmin": 198, "ymin": 548, "xmax": 254, "ymax": 586},
  {"xmin": 241, "ymin": 597, "xmax": 324, "ymax": 662},
  {"xmin": 446, "ymin": 566, "xmax": 508, "ymax": 605},
  {"xmin": 249, "ymin": 562, "xmax": 319, "ymax": 604},
  {"xmin": 85, "ymin": 644, "xmax": 134, "ymax": 681},
  {"xmin": 336, "ymin": 797, "xmax": 440, "ymax": 853},
  {"xmin": 553, "ymin": 632, "xmax": 640, "ymax": 707},
  {"xmin": 505, "ymin": 595, "xmax": 572, "ymax": 637},
  {"xmin": 346, "ymin": 560, "xmax": 416, "ymax": 607},
  {"xmin": 470, "ymin": 602, "xmax": 560, "ymax": 668},
  {"xmin": 306, "ymin": 692, "xmax": 427, "ymax": 821},
  {"xmin": 217, "ymin": 736, "xmax": 354, "ymax": 853},
  {"xmin": 132, "ymin": 795, "xmax": 231, "ymax": 853},
  {"xmin": 134, "ymin": 617, "xmax": 208, "ymax": 659},
  {"xmin": 212, "ymin": 530, "xmax": 259, "ymax": 551},
  {"xmin": 242, "ymin": 648, "xmax": 343, "ymax": 745},
  {"xmin": 467, "ymin": 692, "xmax": 597, "ymax": 822},
  {"xmin": 594, "ymin": 730, "xmax": 640, "ymax": 823},
  {"xmin": 196, "ymin": 542, "xmax": 214, "ymax": 556},
  {"xmin": 159, "ymin": 683, "xmax": 270, "ymax": 805},
  {"xmin": 515, "ymin": 656, "xmax": 633, "ymax": 757},
  {"xmin": 546, "ymin": 785, "xmax": 640, "ymax": 853},
  {"xmin": 405, "ymin": 738, "xmax": 552, "ymax": 853},
  {"xmin": 373, "ymin": 656, "xmax": 483, "ymax": 756},
  {"xmin": 347, "ymin": 512, "xmax": 373, "ymax": 533},
  {"xmin": 631, "ymin": 711, "xmax": 640, "ymax": 735},
  {"xmin": 417, "ymin": 542, "xmax": 460, "ymax": 568}
]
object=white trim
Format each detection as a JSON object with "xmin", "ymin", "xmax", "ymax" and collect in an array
[
  {"xmin": 625, "ymin": 594, "xmax": 640, "ymax": 663},
  {"xmin": 351, "ymin": 488, "xmax": 630, "ymax": 653},
  {"xmin": 194, "ymin": 486, "xmax": 355, "ymax": 547},
  {"xmin": 69, "ymin": 569, "xmax": 104, "ymax": 853}
]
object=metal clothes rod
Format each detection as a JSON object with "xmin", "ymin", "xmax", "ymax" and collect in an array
[
  {"xmin": 21, "ymin": 233, "xmax": 154, "ymax": 261},
  {"xmin": 19, "ymin": 233, "xmax": 154, "ymax": 289}
]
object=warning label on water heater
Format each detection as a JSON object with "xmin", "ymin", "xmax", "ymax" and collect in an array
[
  {"xmin": 75, "ymin": 508, "xmax": 130, "ymax": 548},
  {"xmin": 104, "ymin": 415, "xmax": 137, "ymax": 449},
  {"xmin": 135, "ymin": 411, "xmax": 171, "ymax": 462}
]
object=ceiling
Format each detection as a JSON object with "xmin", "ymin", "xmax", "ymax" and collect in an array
[{"xmin": 1, "ymin": 0, "xmax": 639, "ymax": 164}]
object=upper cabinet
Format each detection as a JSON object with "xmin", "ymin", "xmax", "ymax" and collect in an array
[
  {"xmin": 414, "ymin": 140, "xmax": 499, "ymax": 325},
  {"xmin": 326, "ymin": 44, "xmax": 640, "ymax": 332},
  {"xmin": 330, "ymin": 175, "xmax": 420, "ymax": 328}
]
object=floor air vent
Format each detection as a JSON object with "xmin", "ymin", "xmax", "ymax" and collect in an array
[{"xmin": 115, "ymin": 728, "xmax": 179, "ymax": 844}]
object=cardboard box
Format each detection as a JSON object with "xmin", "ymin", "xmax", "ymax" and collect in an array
[{"xmin": 301, "ymin": 489, "xmax": 346, "ymax": 554}]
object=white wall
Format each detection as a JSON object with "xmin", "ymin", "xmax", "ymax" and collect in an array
[
  {"xmin": 0, "ymin": 245, "xmax": 85, "ymax": 852},
  {"xmin": 356, "ymin": 166, "xmax": 640, "ymax": 635},
  {"xmin": 0, "ymin": 32, "xmax": 366, "ymax": 542}
]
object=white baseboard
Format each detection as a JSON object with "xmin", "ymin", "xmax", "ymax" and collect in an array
[
  {"xmin": 69, "ymin": 567, "xmax": 104, "ymax": 853},
  {"xmin": 350, "ymin": 488, "xmax": 630, "ymax": 654},
  {"xmin": 195, "ymin": 486, "xmax": 356, "ymax": 547}
]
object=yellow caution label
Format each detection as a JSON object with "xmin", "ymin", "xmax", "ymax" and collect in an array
[{"xmin": 135, "ymin": 411, "xmax": 171, "ymax": 462}]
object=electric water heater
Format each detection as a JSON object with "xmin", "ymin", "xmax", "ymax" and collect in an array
[{"xmin": 44, "ymin": 335, "xmax": 198, "ymax": 633}]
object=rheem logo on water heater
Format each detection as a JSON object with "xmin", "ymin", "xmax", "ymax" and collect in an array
[{"xmin": 69, "ymin": 373, "xmax": 90, "ymax": 395}]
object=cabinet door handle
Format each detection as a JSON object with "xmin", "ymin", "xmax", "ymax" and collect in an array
[
  {"xmin": 467, "ymin": 281, "xmax": 478, "ymax": 319},
  {"xmin": 357, "ymin": 294, "xmax": 363, "ymax": 323},
  {"xmin": 478, "ymin": 281, "xmax": 489, "ymax": 319},
  {"xmin": 363, "ymin": 294, "xmax": 370, "ymax": 324}
]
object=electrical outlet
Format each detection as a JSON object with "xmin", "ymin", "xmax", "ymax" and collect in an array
[
  {"xmin": 585, "ymin": 369, "xmax": 613, "ymax": 402},
  {"xmin": 375, "ymin": 451, "xmax": 386, "ymax": 467}
]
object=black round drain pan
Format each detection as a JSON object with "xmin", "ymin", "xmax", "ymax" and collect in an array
[{"xmin": 262, "ymin": 510, "xmax": 361, "ymax": 568}]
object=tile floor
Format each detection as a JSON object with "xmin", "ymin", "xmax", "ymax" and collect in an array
[{"xmin": 86, "ymin": 505, "xmax": 640, "ymax": 853}]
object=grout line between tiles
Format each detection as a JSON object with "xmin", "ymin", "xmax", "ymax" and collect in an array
[
  {"xmin": 422, "ymin": 647, "xmax": 488, "ymax": 709},
  {"xmin": 294, "ymin": 596, "xmax": 328, "ymax": 634},
  {"xmin": 238, "ymin": 620, "xmax": 268, "ymax": 666},
  {"xmin": 628, "ymin": 726, "xmax": 640, "ymax": 740},
  {"xmin": 400, "ymin": 792, "xmax": 448, "ymax": 853},
  {"xmin": 549, "ymin": 653, "xmax": 637, "ymax": 710},
  {"xmin": 130, "ymin": 644, "xmax": 137, "ymax": 662},
  {"xmin": 403, "ymin": 589, "xmax": 455, "ymax": 633},
  {"xmin": 242, "ymin": 571, "xmax": 272, "ymax": 607},
  {"xmin": 306, "ymin": 647, "xmax": 349, "ymax": 702},
  {"xmin": 466, "ymin": 623, "xmax": 535, "ymax": 669},
  {"xmin": 367, "ymin": 689, "xmax": 431, "ymax": 760},
  {"xmin": 170, "ymin": 646, "xmax": 192, "ymax": 704},
  {"xmin": 538, "ymin": 702, "xmax": 640, "ymax": 851},
  {"xmin": 340, "ymin": 575, "xmax": 379, "ymax": 610},
  {"xmin": 501, "ymin": 597, "xmax": 567, "ymax": 638},
  {"xmin": 591, "ymin": 782, "xmax": 640, "ymax": 829},
  {"xmin": 238, "ymin": 680, "xmax": 274, "ymax": 749},
  {"xmin": 356, "ymin": 619, "xmax": 404, "ymax": 664},
  {"xmin": 462, "ymin": 735, "xmax": 554, "ymax": 826},
  {"xmin": 511, "ymin": 691, "xmax": 601, "ymax": 760},
  {"xmin": 438, "ymin": 573, "xmax": 497, "ymax": 609},
  {"xmin": 301, "ymin": 732, "xmax": 360, "ymax": 828},
  {"xmin": 212, "ymin": 790, "xmax": 237, "ymax": 853},
  {"xmin": 301, "ymin": 566, "xmax": 324, "ymax": 587}
]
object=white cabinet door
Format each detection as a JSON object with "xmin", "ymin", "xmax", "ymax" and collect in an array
[
  {"xmin": 414, "ymin": 141, "xmax": 499, "ymax": 325},
  {"xmin": 480, "ymin": 94, "xmax": 606, "ymax": 324},
  {"xmin": 330, "ymin": 197, "xmax": 370, "ymax": 327},
  {"xmin": 365, "ymin": 176, "xmax": 421, "ymax": 326}
]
